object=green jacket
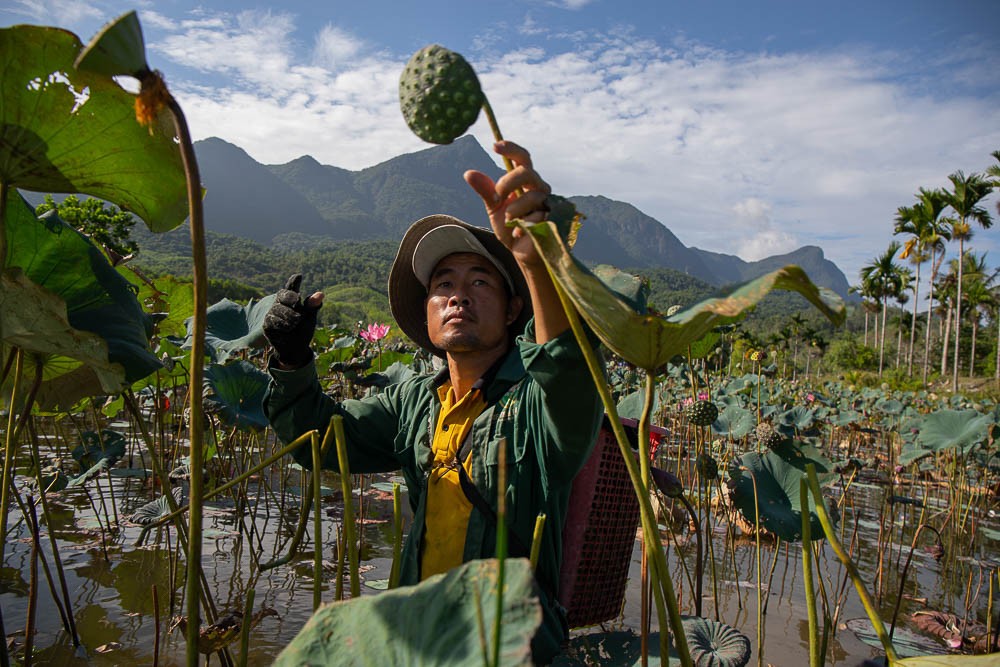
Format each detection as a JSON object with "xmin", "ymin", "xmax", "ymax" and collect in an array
[{"xmin": 263, "ymin": 322, "xmax": 602, "ymax": 661}]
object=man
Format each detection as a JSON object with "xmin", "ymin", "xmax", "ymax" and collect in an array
[{"xmin": 262, "ymin": 141, "xmax": 602, "ymax": 662}]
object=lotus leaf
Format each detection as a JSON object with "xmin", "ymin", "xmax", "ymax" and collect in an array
[
  {"xmin": 521, "ymin": 220, "xmax": 844, "ymax": 370},
  {"xmin": 175, "ymin": 296, "xmax": 275, "ymax": 364},
  {"xmin": 74, "ymin": 11, "xmax": 149, "ymax": 78},
  {"xmin": 681, "ymin": 615, "xmax": 752, "ymax": 667},
  {"xmin": 67, "ymin": 457, "xmax": 112, "ymax": 488},
  {"xmin": 776, "ymin": 406, "xmax": 818, "ymax": 436},
  {"xmin": 712, "ymin": 405, "xmax": 755, "ymax": 440},
  {"xmin": 128, "ymin": 487, "xmax": 183, "ymax": 525},
  {"xmin": 728, "ymin": 447, "xmax": 834, "ymax": 542},
  {"xmin": 844, "ymin": 618, "xmax": 946, "ymax": 658},
  {"xmin": 202, "ymin": 361, "xmax": 269, "ymax": 431},
  {"xmin": 274, "ymin": 558, "xmax": 541, "ymax": 666},
  {"xmin": 617, "ymin": 388, "xmax": 660, "ymax": 422},
  {"xmin": 914, "ymin": 409, "xmax": 991, "ymax": 455},
  {"xmin": 0, "ymin": 24, "xmax": 186, "ymax": 230}
]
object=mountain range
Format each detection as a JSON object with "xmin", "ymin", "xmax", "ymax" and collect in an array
[{"xmin": 192, "ymin": 135, "xmax": 852, "ymax": 298}]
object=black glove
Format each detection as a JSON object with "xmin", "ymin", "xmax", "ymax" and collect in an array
[{"xmin": 263, "ymin": 274, "xmax": 320, "ymax": 368}]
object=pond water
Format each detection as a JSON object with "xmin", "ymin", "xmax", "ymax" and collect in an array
[{"xmin": 2, "ymin": 415, "xmax": 998, "ymax": 665}]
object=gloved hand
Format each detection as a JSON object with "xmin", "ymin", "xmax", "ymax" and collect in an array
[{"xmin": 263, "ymin": 274, "xmax": 321, "ymax": 368}]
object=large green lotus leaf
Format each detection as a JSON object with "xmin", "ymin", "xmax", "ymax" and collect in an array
[
  {"xmin": 202, "ymin": 360, "xmax": 269, "ymax": 431},
  {"xmin": 616, "ymin": 388, "xmax": 660, "ymax": 421},
  {"xmin": 728, "ymin": 448, "xmax": 834, "ymax": 542},
  {"xmin": 713, "ymin": 404, "xmax": 756, "ymax": 440},
  {"xmin": 0, "ymin": 24, "xmax": 186, "ymax": 230},
  {"xmin": 915, "ymin": 409, "xmax": 991, "ymax": 455},
  {"xmin": 3, "ymin": 194, "xmax": 160, "ymax": 380},
  {"xmin": 174, "ymin": 296, "xmax": 275, "ymax": 364},
  {"xmin": 74, "ymin": 11, "xmax": 149, "ymax": 78},
  {"xmin": 274, "ymin": 558, "xmax": 540, "ymax": 666},
  {"xmin": 523, "ymin": 221, "xmax": 845, "ymax": 370}
]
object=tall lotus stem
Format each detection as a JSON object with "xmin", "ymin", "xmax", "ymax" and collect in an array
[
  {"xmin": 800, "ymin": 478, "xmax": 821, "ymax": 667},
  {"xmin": 805, "ymin": 465, "xmax": 900, "ymax": 664},
  {"xmin": 333, "ymin": 416, "xmax": 360, "ymax": 597},
  {"xmin": 889, "ymin": 524, "xmax": 943, "ymax": 640},
  {"xmin": 238, "ymin": 589, "xmax": 255, "ymax": 667},
  {"xmin": 492, "ymin": 440, "xmax": 508, "ymax": 667},
  {"xmin": 0, "ymin": 348, "xmax": 25, "ymax": 572},
  {"xmin": 24, "ymin": 496, "xmax": 39, "ymax": 667},
  {"xmin": 539, "ymin": 268, "xmax": 691, "ymax": 666},
  {"xmin": 389, "ymin": 483, "xmax": 403, "ymax": 589},
  {"xmin": 311, "ymin": 432, "xmax": 323, "ymax": 610},
  {"xmin": 529, "ymin": 513, "xmax": 546, "ymax": 571}
]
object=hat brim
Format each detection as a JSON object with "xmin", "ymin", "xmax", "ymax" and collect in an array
[{"xmin": 388, "ymin": 214, "xmax": 532, "ymax": 358}]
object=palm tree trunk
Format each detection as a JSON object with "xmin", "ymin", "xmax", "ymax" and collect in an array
[
  {"xmin": 941, "ymin": 303, "xmax": 952, "ymax": 377},
  {"xmin": 952, "ymin": 236, "xmax": 965, "ymax": 392},
  {"xmin": 896, "ymin": 319, "xmax": 903, "ymax": 369},
  {"xmin": 909, "ymin": 262, "xmax": 921, "ymax": 375},
  {"xmin": 995, "ymin": 309, "xmax": 999, "ymax": 384},
  {"xmin": 879, "ymin": 297, "xmax": 888, "ymax": 377},
  {"xmin": 969, "ymin": 318, "xmax": 978, "ymax": 380},
  {"xmin": 864, "ymin": 311, "xmax": 870, "ymax": 347},
  {"xmin": 923, "ymin": 259, "xmax": 937, "ymax": 384}
]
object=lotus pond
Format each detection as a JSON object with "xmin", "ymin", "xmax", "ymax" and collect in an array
[{"xmin": 3, "ymin": 365, "xmax": 999, "ymax": 666}]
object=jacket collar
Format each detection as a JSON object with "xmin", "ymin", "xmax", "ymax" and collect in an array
[{"xmin": 424, "ymin": 345, "xmax": 526, "ymax": 405}]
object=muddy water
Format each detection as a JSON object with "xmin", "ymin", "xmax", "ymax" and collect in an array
[{"xmin": 2, "ymin": 435, "xmax": 997, "ymax": 665}]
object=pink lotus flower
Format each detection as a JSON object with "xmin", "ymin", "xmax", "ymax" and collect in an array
[
  {"xmin": 697, "ymin": 392, "xmax": 709, "ymax": 401},
  {"xmin": 806, "ymin": 392, "xmax": 815, "ymax": 403},
  {"xmin": 360, "ymin": 322, "xmax": 390, "ymax": 343}
]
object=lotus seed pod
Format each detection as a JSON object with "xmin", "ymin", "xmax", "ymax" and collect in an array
[
  {"xmin": 685, "ymin": 399, "xmax": 718, "ymax": 427},
  {"xmin": 697, "ymin": 453, "xmax": 719, "ymax": 481},
  {"xmin": 754, "ymin": 422, "xmax": 784, "ymax": 450},
  {"xmin": 399, "ymin": 44, "xmax": 485, "ymax": 144}
]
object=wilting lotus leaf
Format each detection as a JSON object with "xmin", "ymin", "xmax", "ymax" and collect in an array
[
  {"xmin": 523, "ymin": 221, "xmax": 844, "ymax": 370},
  {"xmin": 66, "ymin": 457, "xmax": 111, "ymax": 487},
  {"xmin": 202, "ymin": 361, "xmax": 269, "ymax": 431},
  {"xmin": 681, "ymin": 615, "xmax": 751, "ymax": 667},
  {"xmin": 728, "ymin": 447, "xmax": 835, "ymax": 542},
  {"xmin": 915, "ymin": 410, "xmax": 991, "ymax": 455},
  {"xmin": 174, "ymin": 296, "xmax": 275, "ymax": 364},
  {"xmin": 128, "ymin": 487, "xmax": 182, "ymax": 525},
  {"xmin": 274, "ymin": 558, "xmax": 541, "ymax": 666},
  {"xmin": 1, "ymin": 195, "xmax": 162, "ymax": 409},
  {"xmin": 0, "ymin": 25, "xmax": 186, "ymax": 230},
  {"xmin": 73, "ymin": 430, "xmax": 126, "ymax": 469},
  {"xmin": 712, "ymin": 405, "xmax": 756, "ymax": 439},
  {"xmin": 592, "ymin": 265, "xmax": 649, "ymax": 313}
]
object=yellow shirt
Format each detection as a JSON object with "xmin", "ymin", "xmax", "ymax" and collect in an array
[{"xmin": 420, "ymin": 381, "xmax": 487, "ymax": 580}]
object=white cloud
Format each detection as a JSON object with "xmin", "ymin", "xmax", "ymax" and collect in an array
[{"xmin": 27, "ymin": 6, "xmax": 995, "ymax": 284}]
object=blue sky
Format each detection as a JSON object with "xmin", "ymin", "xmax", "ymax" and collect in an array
[{"xmin": 3, "ymin": 0, "xmax": 999, "ymax": 287}]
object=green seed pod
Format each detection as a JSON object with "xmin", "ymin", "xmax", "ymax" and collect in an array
[
  {"xmin": 399, "ymin": 44, "xmax": 485, "ymax": 144},
  {"xmin": 754, "ymin": 422, "xmax": 784, "ymax": 450},
  {"xmin": 685, "ymin": 399, "xmax": 718, "ymax": 427}
]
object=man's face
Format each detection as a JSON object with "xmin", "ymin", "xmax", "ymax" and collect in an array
[{"xmin": 424, "ymin": 252, "xmax": 523, "ymax": 355}]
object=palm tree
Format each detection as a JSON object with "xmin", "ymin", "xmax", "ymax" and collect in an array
[
  {"xmin": 894, "ymin": 187, "xmax": 951, "ymax": 381},
  {"xmin": 943, "ymin": 170, "xmax": 994, "ymax": 391},
  {"xmin": 860, "ymin": 241, "xmax": 904, "ymax": 377},
  {"xmin": 957, "ymin": 253, "xmax": 997, "ymax": 379}
]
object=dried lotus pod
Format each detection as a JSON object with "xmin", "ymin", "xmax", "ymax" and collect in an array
[{"xmin": 399, "ymin": 44, "xmax": 485, "ymax": 144}]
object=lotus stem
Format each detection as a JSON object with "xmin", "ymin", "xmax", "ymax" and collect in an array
[
  {"xmin": 0, "ymin": 348, "xmax": 25, "ymax": 571},
  {"xmin": 333, "ymin": 416, "xmax": 360, "ymax": 598},
  {"xmin": 678, "ymin": 493, "xmax": 703, "ymax": 617},
  {"xmin": 24, "ymin": 495, "xmax": 39, "ymax": 667},
  {"xmin": 805, "ymin": 464, "xmax": 900, "ymax": 664},
  {"xmin": 27, "ymin": 407, "xmax": 79, "ymax": 645},
  {"xmin": 155, "ymin": 77, "xmax": 208, "ymax": 667},
  {"xmin": 137, "ymin": 429, "xmax": 318, "ymax": 544},
  {"xmin": 889, "ymin": 523, "xmax": 942, "ymax": 640},
  {"xmin": 238, "ymin": 589, "xmax": 255, "ymax": 667},
  {"xmin": 389, "ymin": 483, "xmax": 403, "ymax": 589},
  {"xmin": 800, "ymin": 478, "xmax": 821, "ymax": 667},
  {"xmin": 481, "ymin": 98, "xmax": 516, "ymax": 174},
  {"xmin": 335, "ymin": 526, "xmax": 345, "ymax": 601},
  {"xmin": 534, "ymin": 256, "xmax": 691, "ymax": 666},
  {"xmin": 492, "ymin": 439, "xmax": 508, "ymax": 667},
  {"xmin": 0, "ymin": 180, "xmax": 8, "ymax": 268},
  {"xmin": 749, "ymin": 470, "xmax": 764, "ymax": 667},
  {"xmin": 311, "ymin": 432, "xmax": 323, "ymax": 611},
  {"xmin": 529, "ymin": 513, "xmax": 546, "ymax": 571}
]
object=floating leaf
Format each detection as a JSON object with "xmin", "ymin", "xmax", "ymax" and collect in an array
[
  {"xmin": 522, "ymin": 221, "xmax": 844, "ymax": 370},
  {"xmin": 274, "ymin": 558, "xmax": 540, "ymax": 666},
  {"xmin": 72, "ymin": 430, "xmax": 126, "ymax": 469},
  {"xmin": 0, "ymin": 24, "xmax": 186, "ymax": 230}
]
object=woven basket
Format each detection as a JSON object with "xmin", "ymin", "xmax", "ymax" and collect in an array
[{"xmin": 558, "ymin": 422, "xmax": 641, "ymax": 628}]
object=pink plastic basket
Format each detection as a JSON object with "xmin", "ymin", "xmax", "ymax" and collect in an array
[{"xmin": 558, "ymin": 423, "xmax": 641, "ymax": 628}]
